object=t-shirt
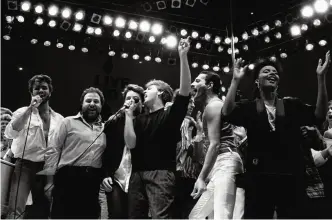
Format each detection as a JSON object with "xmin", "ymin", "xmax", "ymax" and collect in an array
[{"xmin": 131, "ymin": 94, "xmax": 190, "ymax": 171}]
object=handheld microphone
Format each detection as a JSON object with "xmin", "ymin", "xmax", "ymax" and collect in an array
[
  {"xmin": 32, "ymin": 100, "xmax": 37, "ymax": 106},
  {"xmin": 106, "ymin": 98, "xmax": 140, "ymax": 123}
]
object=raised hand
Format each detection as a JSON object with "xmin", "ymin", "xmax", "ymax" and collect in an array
[
  {"xmin": 316, "ymin": 51, "xmax": 331, "ymax": 76},
  {"xmin": 232, "ymin": 58, "xmax": 247, "ymax": 81},
  {"xmin": 30, "ymin": 95, "xmax": 42, "ymax": 108},
  {"xmin": 178, "ymin": 36, "xmax": 191, "ymax": 57},
  {"xmin": 124, "ymin": 99, "xmax": 136, "ymax": 118}
]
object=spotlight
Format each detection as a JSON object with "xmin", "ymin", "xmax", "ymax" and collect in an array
[
  {"xmin": 142, "ymin": 2, "xmax": 152, "ymax": 12},
  {"xmin": 243, "ymin": 45, "xmax": 249, "ymax": 51},
  {"xmin": 115, "ymin": 17, "xmax": 126, "ymax": 28},
  {"xmin": 94, "ymin": 27, "xmax": 102, "ymax": 35},
  {"xmin": 313, "ymin": 19, "xmax": 321, "ymax": 26},
  {"xmin": 155, "ymin": 57, "xmax": 162, "ymax": 63},
  {"xmin": 227, "ymin": 48, "xmax": 232, "ymax": 54},
  {"xmin": 113, "ymin": 30, "xmax": 120, "ymax": 37},
  {"xmin": 275, "ymin": 20, "xmax": 282, "ymax": 27},
  {"xmin": 275, "ymin": 32, "xmax": 282, "ymax": 39},
  {"xmin": 186, "ymin": 0, "xmax": 197, "ymax": 7},
  {"xmin": 91, "ymin": 13, "xmax": 101, "ymax": 24},
  {"xmin": 48, "ymin": 5, "xmax": 59, "ymax": 17},
  {"xmin": 103, "ymin": 15, "xmax": 112, "ymax": 25},
  {"xmin": 171, "ymin": 0, "xmax": 181, "ymax": 8},
  {"xmin": 21, "ymin": 1, "xmax": 31, "ymax": 11},
  {"xmin": 249, "ymin": 64, "xmax": 255, "ymax": 70},
  {"xmin": 218, "ymin": 46, "xmax": 224, "ymax": 52},
  {"xmin": 35, "ymin": 17, "xmax": 44, "ymax": 25},
  {"xmin": 75, "ymin": 10, "xmax": 85, "ymax": 20},
  {"xmin": 48, "ymin": 20, "xmax": 56, "ymax": 28},
  {"xmin": 125, "ymin": 31, "xmax": 132, "ymax": 39},
  {"xmin": 204, "ymin": 33, "xmax": 211, "ymax": 41},
  {"xmin": 223, "ymin": 66, "xmax": 230, "ymax": 73},
  {"xmin": 81, "ymin": 47, "xmax": 88, "ymax": 53},
  {"xmin": 68, "ymin": 41, "xmax": 75, "ymax": 50},
  {"xmin": 73, "ymin": 23, "xmax": 83, "ymax": 32},
  {"xmin": 301, "ymin": 5, "xmax": 314, "ymax": 18},
  {"xmin": 56, "ymin": 39, "xmax": 63, "ymax": 48},
  {"xmin": 192, "ymin": 62, "xmax": 198, "ymax": 68},
  {"xmin": 165, "ymin": 35, "xmax": 178, "ymax": 48},
  {"xmin": 290, "ymin": 25, "xmax": 301, "ymax": 36},
  {"xmin": 214, "ymin": 36, "xmax": 221, "ymax": 44},
  {"xmin": 242, "ymin": 32, "xmax": 249, "ymax": 40},
  {"xmin": 139, "ymin": 20, "xmax": 151, "ymax": 32},
  {"xmin": 8, "ymin": 0, "xmax": 18, "ymax": 10},
  {"xmin": 34, "ymin": 4, "xmax": 43, "ymax": 14},
  {"xmin": 301, "ymin": 24, "xmax": 308, "ymax": 31},
  {"xmin": 133, "ymin": 54, "xmax": 140, "ymax": 60},
  {"xmin": 6, "ymin": 16, "xmax": 14, "ymax": 23},
  {"xmin": 280, "ymin": 52, "xmax": 287, "ymax": 58},
  {"xmin": 160, "ymin": 37, "xmax": 167, "ymax": 44},
  {"xmin": 235, "ymin": 48, "xmax": 239, "ymax": 54},
  {"xmin": 151, "ymin": 23, "xmax": 163, "ymax": 35},
  {"xmin": 319, "ymin": 39, "xmax": 327, "ymax": 46},
  {"xmin": 18, "ymin": 67, "xmax": 23, "ymax": 71},
  {"xmin": 149, "ymin": 36, "xmax": 156, "ymax": 42},
  {"xmin": 144, "ymin": 54, "xmax": 152, "ymax": 61},
  {"xmin": 251, "ymin": 28, "xmax": 259, "ymax": 36},
  {"xmin": 156, "ymin": 1, "xmax": 167, "ymax": 10},
  {"xmin": 60, "ymin": 21, "xmax": 71, "ymax": 31},
  {"xmin": 86, "ymin": 26, "xmax": 94, "ymax": 35},
  {"xmin": 129, "ymin": 20, "xmax": 138, "ymax": 30},
  {"xmin": 31, "ymin": 38, "xmax": 38, "ymax": 44},
  {"xmin": 191, "ymin": 31, "xmax": 199, "ymax": 39},
  {"xmin": 213, "ymin": 64, "xmax": 220, "ymax": 72},
  {"xmin": 62, "ymin": 7, "xmax": 71, "ymax": 19},
  {"xmin": 314, "ymin": 0, "xmax": 329, "ymax": 14},
  {"xmin": 82, "ymin": 38, "xmax": 90, "ymax": 52},
  {"xmin": 195, "ymin": 43, "xmax": 202, "ymax": 49},
  {"xmin": 3, "ymin": 26, "xmax": 12, "ymax": 40},
  {"xmin": 224, "ymin": 37, "xmax": 231, "ymax": 44},
  {"xmin": 136, "ymin": 33, "xmax": 145, "ymax": 42},
  {"xmin": 44, "ymin": 40, "xmax": 51, "ymax": 46},
  {"xmin": 108, "ymin": 50, "xmax": 115, "ymax": 56},
  {"xmin": 306, "ymin": 43, "xmax": 314, "ymax": 51},
  {"xmin": 270, "ymin": 56, "xmax": 276, "ymax": 62},
  {"xmin": 180, "ymin": 29, "xmax": 188, "ymax": 36},
  {"xmin": 202, "ymin": 63, "xmax": 209, "ymax": 70},
  {"xmin": 221, "ymin": 86, "xmax": 226, "ymax": 92},
  {"xmin": 262, "ymin": 24, "xmax": 270, "ymax": 32},
  {"xmin": 200, "ymin": 0, "xmax": 209, "ymax": 6},
  {"xmin": 264, "ymin": 36, "xmax": 271, "ymax": 43}
]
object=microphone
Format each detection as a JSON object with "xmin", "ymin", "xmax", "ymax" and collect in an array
[
  {"xmin": 32, "ymin": 100, "xmax": 37, "ymax": 106},
  {"xmin": 106, "ymin": 98, "xmax": 140, "ymax": 123}
]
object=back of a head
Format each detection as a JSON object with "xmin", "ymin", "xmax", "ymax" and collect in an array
[
  {"xmin": 200, "ymin": 71, "xmax": 221, "ymax": 95},
  {"xmin": 146, "ymin": 79, "xmax": 173, "ymax": 105},
  {"xmin": 28, "ymin": 74, "xmax": 53, "ymax": 94}
]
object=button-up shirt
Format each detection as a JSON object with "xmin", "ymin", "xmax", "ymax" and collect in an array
[
  {"xmin": 43, "ymin": 113, "xmax": 106, "ymax": 175},
  {"xmin": 4, "ymin": 107, "xmax": 63, "ymax": 162}
]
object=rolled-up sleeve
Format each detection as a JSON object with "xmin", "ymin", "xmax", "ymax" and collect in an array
[
  {"xmin": 4, "ymin": 107, "xmax": 27, "ymax": 139},
  {"xmin": 311, "ymin": 149, "xmax": 328, "ymax": 167}
]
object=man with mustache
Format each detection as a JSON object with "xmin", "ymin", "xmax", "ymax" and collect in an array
[
  {"xmin": 4, "ymin": 75, "xmax": 63, "ymax": 219},
  {"xmin": 43, "ymin": 87, "xmax": 106, "ymax": 219}
]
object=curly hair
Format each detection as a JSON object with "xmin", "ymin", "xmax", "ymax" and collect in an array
[
  {"xmin": 251, "ymin": 58, "xmax": 283, "ymax": 81},
  {"xmin": 200, "ymin": 71, "xmax": 222, "ymax": 95},
  {"xmin": 145, "ymin": 79, "xmax": 173, "ymax": 105},
  {"xmin": 122, "ymin": 84, "xmax": 144, "ymax": 102},
  {"xmin": 28, "ymin": 75, "xmax": 53, "ymax": 94},
  {"xmin": 80, "ymin": 87, "xmax": 105, "ymax": 106}
]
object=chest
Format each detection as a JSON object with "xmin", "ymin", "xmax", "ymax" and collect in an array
[{"xmin": 40, "ymin": 114, "xmax": 51, "ymax": 135}]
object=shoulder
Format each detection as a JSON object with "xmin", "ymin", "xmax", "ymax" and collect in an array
[
  {"xmin": 205, "ymin": 100, "xmax": 223, "ymax": 119},
  {"xmin": 283, "ymin": 96, "xmax": 312, "ymax": 107},
  {"xmin": 13, "ymin": 106, "xmax": 29, "ymax": 114},
  {"xmin": 52, "ymin": 110, "xmax": 64, "ymax": 120}
]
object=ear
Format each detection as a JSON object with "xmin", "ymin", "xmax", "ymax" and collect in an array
[
  {"xmin": 208, "ymin": 82, "xmax": 214, "ymax": 90},
  {"xmin": 255, "ymin": 79, "xmax": 259, "ymax": 87},
  {"xmin": 157, "ymin": 90, "xmax": 164, "ymax": 96}
]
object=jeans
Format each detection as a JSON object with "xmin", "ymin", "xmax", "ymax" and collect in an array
[
  {"xmin": 106, "ymin": 181, "xmax": 128, "ymax": 218},
  {"xmin": 189, "ymin": 152, "xmax": 245, "ymax": 220},
  {"xmin": 6, "ymin": 159, "xmax": 50, "ymax": 219},
  {"xmin": 128, "ymin": 170, "xmax": 176, "ymax": 219}
]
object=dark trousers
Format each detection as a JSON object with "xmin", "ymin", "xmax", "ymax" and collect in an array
[
  {"xmin": 51, "ymin": 166, "xmax": 103, "ymax": 219},
  {"xmin": 105, "ymin": 181, "xmax": 128, "ymax": 219},
  {"xmin": 243, "ymin": 174, "xmax": 306, "ymax": 219},
  {"xmin": 128, "ymin": 170, "xmax": 176, "ymax": 219},
  {"xmin": 174, "ymin": 173, "xmax": 197, "ymax": 219}
]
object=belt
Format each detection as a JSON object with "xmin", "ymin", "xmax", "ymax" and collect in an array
[{"xmin": 219, "ymin": 147, "xmax": 238, "ymax": 154}]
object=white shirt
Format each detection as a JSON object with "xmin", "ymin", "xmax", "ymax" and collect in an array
[
  {"xmin": 113, "ymin": 146, "xmax": 132, "ymax": 192},
  {"xmin": 4, "ymin": 107, "xmax": 63, "ymax": 162},
  {"xmin": 265, "ymin": 104, "xmax": 276, "ymax": 131}
]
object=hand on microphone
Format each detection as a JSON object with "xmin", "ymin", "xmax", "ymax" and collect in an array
[
  {"xmin": 30, "ymin": 95, "xmax": 42, "ymax": 108},
  {"xmin": 124, "ymin": 99, "xmax": 137, "ymax": 118}
]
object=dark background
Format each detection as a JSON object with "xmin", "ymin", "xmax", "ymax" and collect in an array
[{"xmin": 2, "ymin": 0, "xmax": 332, "ymax": 119}]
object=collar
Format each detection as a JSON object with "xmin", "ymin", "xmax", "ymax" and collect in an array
[
  {"xmin": 73, "ymin": 112, "xmax": 102, "ymax": 126},
  {"xmin": 256, "ymin": 98, "xmax": 285, "ymax": 117}
]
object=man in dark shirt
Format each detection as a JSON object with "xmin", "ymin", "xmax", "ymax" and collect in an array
[{"xmin": 124, "ymin": 38, "xmax": 192, "ymax": 218}]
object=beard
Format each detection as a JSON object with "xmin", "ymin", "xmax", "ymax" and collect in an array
[{"xmin": 82, "ymin": 107, "xmax": 100, "ymax": 122}]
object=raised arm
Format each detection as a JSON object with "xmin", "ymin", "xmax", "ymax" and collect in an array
[
  {"xmin": 315, "ymin": 51, "xmax": 330, "ymax": 121},
  {"xmin": 178, "ymin": 37, "xmax": 191, "ymax": 96}
]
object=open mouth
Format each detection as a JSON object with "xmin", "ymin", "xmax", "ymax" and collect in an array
[{"xmin": 328, "ymin": 114, "xmax": 332, "ymax": 119}]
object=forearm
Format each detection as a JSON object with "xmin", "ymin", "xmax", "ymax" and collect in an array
[
  {"xmin": 198, "ymin": 144, "xmax": 218, "ymax": 181},
  {"xmin": 178, "ymin": 55, "xmax": 191, "ymax": 96},
  {"xmin": 315, "ymin": 75, "xmax": 328, "ymax": 120},
  {"xmin": 11, "ymin": 107, "xmax": 33, "ymax": 132},
  {"xmin": 222, "ymin": 78, "xmax": 240, "ymax": 116},
  {"xmin": 124, "ymin": 115, "xmax": 136, "ymax": 149},
  {"xmin": 320, "ymin": 147, "xmax": 331, "ymax": 160}
]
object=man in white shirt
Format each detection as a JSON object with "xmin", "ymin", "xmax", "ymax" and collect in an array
[{"xmin": 4, "ymin": 75, "xmax": 63, "ymax": 219}]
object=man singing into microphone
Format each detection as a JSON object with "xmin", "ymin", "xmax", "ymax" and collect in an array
[
  {"xmin": 124, "ymin": 38, "xmax": 192, "ymax": 218},
  {"xmin": 4, "ymin": 75, "xmax": 63, "ymax": 219}
]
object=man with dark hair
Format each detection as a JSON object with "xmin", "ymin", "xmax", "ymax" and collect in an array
[
  {"xmin": 4, "ymin": 74, "xmax": 63, "ymax": 219},
  {"xmin": 124, "ymin": 38, "xmax": 192, "ymax": 218},
  {"xmin": 102, "ymin": 84, "xmax": 144, "ymax": 218},
  {"xmin": 43, "ymin": 87, "xmax": 106, "ymax": 219},
  {"xmin": 189, "ymin": 71, "xmax": 245, "ymax": 219}
]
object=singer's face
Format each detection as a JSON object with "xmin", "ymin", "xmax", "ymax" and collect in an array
[
  {"xmin": 191, "ymin": 74, "xmax": 208, "ymax": 101},
  {"xmin": 31, "ymin": 81, "xmax": 51, "ymax": 103},
  {"xmin": 144, "ymin": 85, "xmax": 159, "ymax": 107},
  {"xmin": 257, "ymin": 66, "xmax": 279, "ymax": 90},
  {"xmin": 81, "ymin": 92, "xmax": 102, "ymax": 121},
  {"xmin": 327, "ymin": 102, "xmax": 332, "ymax": 123},
  {"xmin": 125, "ymin": 90, "xmax": 142, "ymax": 113}
]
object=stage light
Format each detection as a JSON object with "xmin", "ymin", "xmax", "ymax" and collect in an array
[
  {"xmin": 60, "ymin": 21, "xmax": 71, "ymax": 31},
  {"xmin": 280, "ymin": 52, "xmax": 287, "ymax": 58},
  {"xmin": 270, "ymin": 56, "xmax": 276, "ymax": 62},
  {"xmin": 61, "ymin": 7, "xmax": 71, "ymax": 19},
  {"xmin": 156, "ymin": 0, "xmax": 167, "ymax": 10},
  {"xmin": 262, "ymin": 24, "xmax": 270, "ymax": 32},
  {"xmin": 75, "ymin": 10, "xmax": 84, "ymax": 20},
  {"xmin": 21, "ymin": 1, "xmax": 31, "ymax": 11},
  {"xmin": 251, "ymin": 28, "xmax": 259, "ymax": 36},
  {"xmin": 144, "ymin": 55, "xmax": 152, "ymax": 61},
  {"xmin": 103, "ymin": 15, "xmax": 112, "ymax": 25},
  {"xmin": 290, "ymin": 25, "xmax": 301, "ymax": 36},
  {"xmin": 301, "ymin": 5, "xmax": 314, "ymax": 18},
  {"xmin": 319, "ymin": 39, "xmax": 327, "ymax": 46},
  {"xmin": 7, "ymin": 0, "xmax": 18, "ymax": 10},
  {"xmin": 3, "ymin": 34, "xmax": 11, "ymax": 40},
  {"xmin": 306, "ymin": 43, "xmax": 314, "ymax": 51},
  {"xmin": 160, "ymin": 37, "xmax": 167, "ymax": 44},
  {"xmin": 108, "ymin": 50, "xmax": 115, "ymax": 56},
  {"xmin": 242, "ymin": 32, "xmax": 249, "ymax": 40},
  {"xmin": 149, "ymin": 36, "xmax": 156, "ymax": 42},
  {"xmin": 227, "ymin": 48, "xmax": 232, "ymax": 54},
  {"xmin": 81, "ymin": 47, "xmax": 88, "ymax": 53},
  {"xmin": 16, "ymin": 15, "xmax": 24, "ymax": 23},
  {"xmin": 180, "ymin": 29, "xmax": 187, "ymax": 37},
  {"xmin": 195, "ymin": 43, "xmax": 202, "ymax": 49},
  {"xmin": 204, "ymin": 33, "xmax": 211, "ymax": 41},
  {"xmin": 224, "ymin": 37, "xmax": 231, "ymax": 44},
  {"xmin": 313, "ymin": 19, "xmax": 321, "ymax": 26},
  {"xmin": 243, "ymin": 45, "xmax": 249, "ymax": 51},
  {"xmin": 48, "ymin": 20, "xmax": 56, "ymax": 27},
  {"xmin": 155, "ymin": 57, "xmax": 162, "ymax": 63},
  {"xmin": 133, "ymin": 54, "xmax": 140, "ymax": 60},
  {"xmin": 113, "ymin": 30, "xmax": 120, "ymax": 37},
  {"xmin": 68, "ymin": 41, "xmax": 75, "ymax": 50},
  {"xmin": 115, "ymin": 17, "xmax": 126, "ymax": 28},
  {"xmin": 44, "ymin": 40, "xmax": 51, "ymax": 46},
  {"xmin": 95, "ymin": 27, "xmax": 102, "ymax": 35},
  {"xmin": 86, "ymin": 26, "xmax": 94, "ymax": 35},
  {"xmin": 73, "ymin": 23, "xmax": 82, "ymax": 32},
  {"xmin": 3, "ymin": 26, "xmax": 12, "ymax": 40},
  {"xmin": 18, "ymin": 67, "xmax": 23, "ymax": 71},
  {"xmin": 301, "ymin": 24, "xmax": 308, "ymax": 31},
  {"xmin": 35, "ymin": 17, "xmax": 44, "ymax": 25},
  {"xmin": 172, "ymin": 0, "xmax": 181, "ymax": 8},
  {"xmin": 314, "ymin": 0, "xmax": 329, "ymax": 14},
  {"xmin": 56, "ymin": 39, "xmax": 63, "ymax": 48},
  {"xmin": 91, "ymin": 13, "xmax": 101, "ymax": 24},
  {"xmin": 166, "ymin": 35, "xmax": 178, "ymax": 48},
  {"xmin": 121, "ymin": 52, "xmax": 128, "ymax": 58},
  {"xmin": 249, "ymin": 64, "xmax": 255, "ymax": 70},
  {"xmin": 192, "ymin": 62, "xmax": 198, "ymax": 68},
  {"xmin": 6, "ymin": 16, "xmax": 14, "ymax": 23},
  {"xmin": 202, "ymin": 63, "xmax": 209, "ymax": 70},
  {"xmin": 275, "ymin": 20, "xmax": 282, "ymax": 27},
  {"xmin": 218, "ymin": 46, "xmax": 224, "ymax": 52},
  {"xmin": 275, "ymin": 32, "xmax": 282, "ymax": 39},
  {"xmin": 213, "ymin": 64, "xmax": 220, "ymax": 72},
  {"xmin": 214, "ymin": 36, "xmax": 221, "ymax": 44},
  {"xmin": 125, "ymin": 31, "xmax": 132, "ymax": 39},
  {"xmin": 235, "ymin": 48, "xmax": 239, "ymax": 54},
  {"xmin": 264, "ymin": 36, "xmax": 271, "ymax": 43},
  {"xmin": 221, "ymin": 86, "xmax": 226, "ymax": 92},
  {"xmin": 186, "ymin": 0, "xmax": 196, "ymax": 7},
  {"xmin": 31, "ymin": 38, "xmax": 38, "ymax": 44},
  {"xmin": 191, "ymin": 31, "xmax": 199, "ymax": 39},
  {"xmin": 129, "ymin": 20, "xmax": 138, "ymax": 30},
  {"xmin": 139, "ymin": 20, "xmax": 151, "ymax": 32},
  {"xmin": 151, "ymin": 23, "xmax": 163, "ymax": 35},
  {"xmin": 223, "ymin": 66, "xmax": 230, "ymax": 73},
  {"xmin": 48, "ymin": 5, "xmax": 59, "ymax": 17},
  {"xmin": 34, "ymin": 4, "xmax": 43, "ymax": 14}
]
